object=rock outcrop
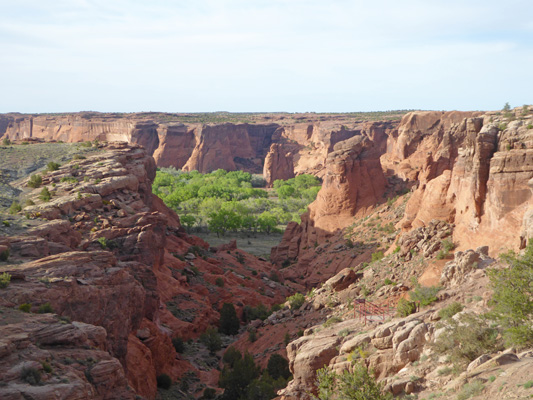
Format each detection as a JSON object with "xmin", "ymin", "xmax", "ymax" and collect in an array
[
  {"xmin": 263, "ymin": 143, "xmax": 295, "ymax": 186},
  {"xmin": 0, "ymin": 307, "xmax": 135, "ymax": 400},
  {"xmin": 0, "ymin": 143, "xmax": 290, "ymax": 399},
  {"xmin": 271, "ymin": 132, "xmax": 387, "ymax": 271},
  {"xmin": 395, "ymin": 111, "xmax": 533, "ymax": 255}
]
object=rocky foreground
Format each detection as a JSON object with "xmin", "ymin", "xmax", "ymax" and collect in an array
[{"xmin": 0, "ymin": 143, "xmax": 290, "ymax": 399}]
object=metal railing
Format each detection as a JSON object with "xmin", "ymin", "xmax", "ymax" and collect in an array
[{"xmin": 354, "ymin": 298, "xmax": 395, "ymax": 325}]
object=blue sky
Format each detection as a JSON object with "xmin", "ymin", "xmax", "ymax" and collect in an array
[{"xmin": 0, "ymin": 0, "xmax": 532, "ymax": 113}]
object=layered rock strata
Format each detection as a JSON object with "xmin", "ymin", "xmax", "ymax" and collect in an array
[{"xmin": 0, "ymin": 143, "xmax": 289, "ymax": 399}]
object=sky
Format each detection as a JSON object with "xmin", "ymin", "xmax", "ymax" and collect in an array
[{"xmin": 0, "ymin": 0, "xmax": 532, "ymax": 113}]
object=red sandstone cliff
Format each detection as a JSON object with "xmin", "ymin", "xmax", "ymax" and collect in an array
[
  {"xmin": 0, "ymin": 114, "xmax": 398, "ymax": 184},
  {"xmin": 0, "ymin": 143, "xmax": 289, "ymax": 399},
  {"xmin": 272, "ymin": 108, "xmax": 533, "ymax": 280}
]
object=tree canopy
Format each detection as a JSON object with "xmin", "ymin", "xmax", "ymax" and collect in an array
[{"xmin": 152, "ymin": 168, "xmax": 321, "ymax": 236}]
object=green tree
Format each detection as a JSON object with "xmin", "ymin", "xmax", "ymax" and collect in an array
[
  {"xmin": 200, "ymin": 327, "xmax": 222, "ymax": 354},
  {"xmin": 488, "ymin": 241, "xmax": 533, "ymax": 347},
  {"xmin": 277, "ymin": 184, "xmax": 296, "ymax": 199},
  {"xmin": 9, "ymin": 201, "xmax": 22, "ymax": 214},
  {"xmin": 219, "ymin": 303, "xmax": 240, "ymax": 335},
  {"xmin": 219, "ymin": 352, "xmax": 261, "ymax": 400},
  {"xmin": 257, "ymin": 211, "xmax": 277, "ymax": 234},
  {"xmin": 312, "ymin": 363, "xmax": 392, "ymax": 400},
  {"xmin": 39, "ymin": 187, "xmax": 52, "ymax": 202},
  {"xmin": 46, "ymin": 161, "xmax": 60, "ymax": 171},
  {"xmin": 503, "ymin": 102, "xmax": 511, "ymax": 111},
  {"xmin": 208, "ymin": 209, "xmax": 241, "ymax": 236},
  {"xmin": 431, "ymin": 313, "xmax": 503, "ymax": 369},
  {"xmin": 267, "ymin": 354, "xmax": 291, "ymax": 380},
  {"xmin": 27, "ymin": 174, "xmax": 42, "ymax": 188},
  {"xmin": 222, "ymin": 346, "xmax": 242, "ymax": 367},
  {"xmin": 180, "ymin": 214, "xmax": 196, "ymax": 232}
]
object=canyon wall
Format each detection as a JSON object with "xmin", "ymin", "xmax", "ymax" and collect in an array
[
  {"xmin": 0, "ymin": 113, "xmax": 397, "ymax": 184},
  {"xmin": 0, "ymin": 143, "xmax": 290, "ymax": 399},
  {"xmin": 2, "ymin": 109, "xmax": 532, "ymax": 256},
  {"xmin": 272, "ymin": 108, "xmax": 533, "ymax": 275}
]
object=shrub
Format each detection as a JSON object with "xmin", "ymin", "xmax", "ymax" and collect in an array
[
  {"xmin": 25, "ymin": 199, "xmax": 35, "ymax": 206},
  {"xmin": 46, "ymin": 161, "xmax": 60, "ymax": 171},
  {"xmin": 456, "ymin": 380, "xmax": 485, "ymax": 400},
  {"xmin": 215, "ymin": 277, "xmax": 225, "ymax": 287},
  {"xmin": 323, "ymin": 316, "xmax": 342, "ymax": 328},
  {"xmin": 38, "ymin": 302, "xmax": 54, "ymax": 313},
  {"xmin": 157, "ymin": 373, "xmax": 172, "ymax": 389},
  {"xmin": 2, "ymin": 137, "xmax": 11, "ymax": 145},
  {"xmin": 397, "ymin": 298, "xmax": 417, "ymax": 317},
  {"xmin": 60, "ymin": 176, "xmax": 77, "ymax": 183},
  {"xmin": 0, "ymin": 248, "xmax": 9, "ymax": 262},
  {"xmin": 21, "ymin": 367, "xmax": 41, "ymax": 385},
  {"xmin": 219, "ymin": 303, "xmax": 240, "ymax": 335},
  {"xmin": 436, "ymin": 250, "xmax": 448, "ymax": 260},
  {"xmin": 219, "ymin": 351, "xmax": 261, "ymax": 400},
  {"xmin": 284, "ymin": 332, "xmax": 291, "ymax": 346},
  {"xmin": 488, "ymin": 241, "xmax": 533, "ymax": 347},
  {"xmin": 41, "ymin": 361, "xmax": 53, "ymax": 373},
  {"xmin": 201, "ymin": 387, "xmax": 217, "ymax": 399},
  {"xmin": 287, "ymin": 293, "xmax": 305, "ymax": 310},
  {"xmin": 339, "ymin": 328, "xmax": 350, "ymax": 337},
  {"xmin": 9, "ymin": 201, "xmax": 22, "ymax": 214},
  {"xmin": 28, "ymin": 174, "xmax": 42, "ymax": 188},
  {"xmin": 39, "ymin": 187, "xmax": 52, "ymax": 202},
  {"xmin": 431, "ymin": 313, "xmax": 503, "ymax": 370},
  {"xmin": 271, "ymin": 303, "xmax": 282, "ymax": 312},
  {"xmin": 0, "ymin": 272, "xmax": 11, "ymax": 288},
  {"xmin": 222, "ymin": 346, "xmax": 242, "ymax": 367},
  {"xmin": 19, "ymin": 303, "xmax": 32, "ymax": 313},
  {"xmin": 97, "ymin": 237, "xmax": 108, "ymax": 249},
  {"xmin": 243, "ymin": 303, "xmax": 270, "ymax": 322},
  {"xmin": 527, "ymin": 124, "xmax": 533, "ymax": 129},
  {"xmin": 200, "ymin": 327, "xmax": 222, "ymax": 354},
  {"xmin": 439, "ymin": 302, "xmax": 463, "ymax": 320},
  {"xmin": 172, "ymin": 337, "xmax": 185, "ymax": 353},
  {"xmin": 313, "ymin": 363, "xmax": 392, "ymax": 400},
  {"xmin": 267, "ymin": 353, "xmax": 291, "ymax": 380},
  {"xmin": 81, "ymin": 141, "xmax": 93, "ymax": 148},
  {"xmin": 410, "ymin": 285, "xmax": 440, "ymax": 307},
  {"xmin": 248, "ymin": 328, "xmax": 257, "ymax": 342},
  {"xmin": 371, "ymin": 251, "xmax": 384, "ymax": 262},
  {"xmin": 442, "ymin": 239, "xmax": 455, "ymax": 252}
]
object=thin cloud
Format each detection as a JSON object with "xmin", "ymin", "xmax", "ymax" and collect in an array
[{"xmin": 0, "ymin": 0, "xmax": 532, "ymax": 112}]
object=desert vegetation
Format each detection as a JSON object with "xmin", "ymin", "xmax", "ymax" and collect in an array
[{"xmin": 152, "ymin": 168, "xmax": 321, "ymax": 236}]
